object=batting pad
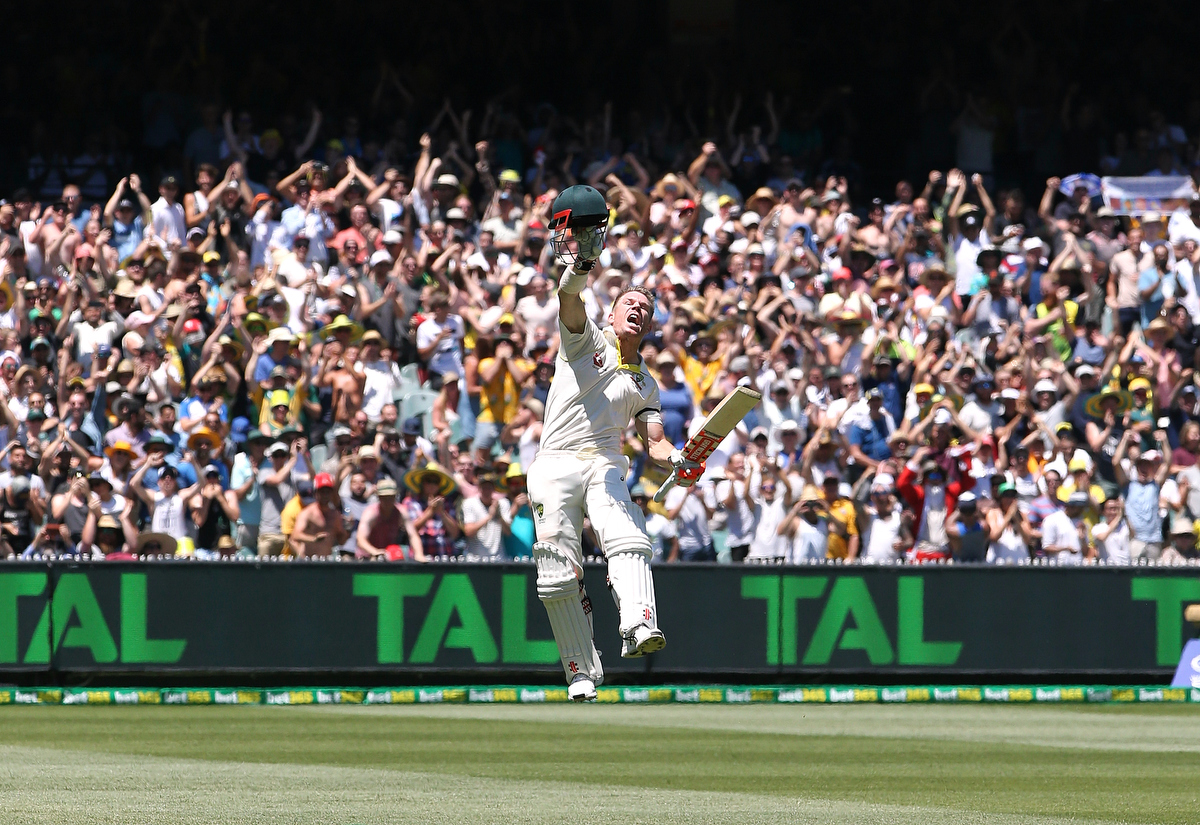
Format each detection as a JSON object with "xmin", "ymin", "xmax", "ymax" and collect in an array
[
  {"xmin": 606, "ymin": 550, "xmax": 658, "ymax": 635},
  {"xmin": 535, "ymin": 542, "xmax": 603, "ymax": 684}
]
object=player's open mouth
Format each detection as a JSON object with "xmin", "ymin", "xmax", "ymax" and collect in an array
[{"xmin": 627, "ymin": 312, "xmax": 639, "ymax": 326}]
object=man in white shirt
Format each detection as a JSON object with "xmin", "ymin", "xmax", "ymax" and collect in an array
[
  {"xmin": 1040, "ymin": 491, "xmax": 1086, "ymax": 564},
  {"xmin": 782, "ymin": 484, "xmax": 829, "ymax": 563},
  {"xmin": 150, "ymin": 175, "xmax": 186, "ymax": 249},
  {"xmin": 716, "ymin": 454, "xmax": 757, "ymax": 562},
  {"xmin": 629, "ymin": 484, "xmax": 677, "ymax": 563},
  {"xmin": 862, "ymin": 475, "xmax": 907, "ymax": 562},
  {"xmin": 460, "ymin": 472, "xmax": 512, "ymax": 560},
  {"xmin": 949, "ymin": 211, "xmax": 985, "ymax": 296},
  {"xmin": 358, "ymin": 331, "xmax": 402, "ymax": 422},
  {"xmin": 415, "ymin": 292, "xmax": 465, "ymax": 377},
  {"xmin": 515, "ymin": 273, "xmax": 560, "ymax": 355}
]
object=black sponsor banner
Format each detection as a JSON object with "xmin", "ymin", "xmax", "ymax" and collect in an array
[{"xmin": 0, "ymin": 562, "xmax": 1195, "ymax": 675}]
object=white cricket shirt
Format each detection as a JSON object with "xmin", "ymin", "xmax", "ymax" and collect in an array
[{"xmin": 539, "ymin": 317, "xmax": 661, "ymax": 458}]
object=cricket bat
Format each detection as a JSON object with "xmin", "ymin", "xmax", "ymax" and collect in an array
[{"xmin": 653, "ymin": 386, "xmax": 762, "ymax": 502}]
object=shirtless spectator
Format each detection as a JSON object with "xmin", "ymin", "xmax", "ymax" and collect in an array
[
  {"xmin": 290, "ymin": 472, "xmax": 346, "ymax": 557},
  {"xmin": 320, "ymin": 342, "xmax": 365, "ymax": 425}
]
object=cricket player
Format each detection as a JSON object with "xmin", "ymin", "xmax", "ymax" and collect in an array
[{"xmin": 530, "ymin": 185, "xmax": 701, "ymax": 702}]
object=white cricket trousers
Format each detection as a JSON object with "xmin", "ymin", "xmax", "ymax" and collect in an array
[{"xmin": 527, "ymin": 451, "xmax": 659, "ymax": 681}]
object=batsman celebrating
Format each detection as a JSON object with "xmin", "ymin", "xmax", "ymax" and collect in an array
[{"xmin": 530, "ymin": 185, "xmax": 702, "ymax": 702}]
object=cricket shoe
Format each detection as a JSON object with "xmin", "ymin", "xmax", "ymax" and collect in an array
[
  {"xmin": 568, "ymin": 674, "xmax": 597, "ymax": 702},
  {"xmin": 621, "ymin": 625, "xmax": 666, "ymax": 658}
]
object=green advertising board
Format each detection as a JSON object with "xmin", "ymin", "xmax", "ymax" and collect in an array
[{"xmin": 0, "ymin": 562, "xmax": 1196, "ymax": 676}]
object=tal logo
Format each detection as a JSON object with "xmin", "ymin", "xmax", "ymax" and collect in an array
[
  {"xmin": 568, "ymin": 661, "xmax": 579, "ymax": 674},
  {"xmin": 592, "ymin": 351, "xmax": 604, "ymax": 369}
]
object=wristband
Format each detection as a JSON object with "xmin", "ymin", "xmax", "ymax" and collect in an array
[{"xmin": 559, "ymin": 265, "xmax": 589, "ymax": 295}]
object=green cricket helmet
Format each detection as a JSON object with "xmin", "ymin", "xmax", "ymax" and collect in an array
[{"xmin": 549, "ymin": 184, "xmax": 609, "ymax": 266}]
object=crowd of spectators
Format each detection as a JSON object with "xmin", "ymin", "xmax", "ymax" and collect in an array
[{"xmin": 4, "ymin": 95, "xmax": 1200, "ymax": 566}]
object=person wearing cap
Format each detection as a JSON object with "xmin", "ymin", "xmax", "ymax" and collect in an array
[
  {"xmin": 229, "ymin": 428, "xmax": 269, "ymax": 554},
  {"xmin": 103, "ymin": 176, "xmax": 152, "ymax": 262},
  {"xmin": 1040, "ymin": 422, "xmax": 1091, "ymax": 481},
  {"xmin": 779, "ymin": 483, "xmax": 829, "ymax": 564},
  {"xmin": 983, "ymin": 481, "xmax": 1032, "ymax": 563},
  {"xmin": 460, "ymin": 470, "xmax": 513, "ymax": 561},
  {"xmin": 897, "ymin": 444, "xmax": 976, "ymax": 555},
  {"xmin": 382, "ymin": 417, "xmax": 433, "ymax": 479},
  {"xmin": 861, "ymin": 473, "xmax": 908, "ymax": 563},
  {"xmin": 252, "ymin": 326, "xmax": 298, "ymax": 391},
  {"xmin": 812, "ymin": 469, "xmax": 858, "ymax": 560},
  {"xmin": 1055, "ymin": 453, "xmax": 1103, "ymax": 514},
  {"xmin": 1039, "ymin": 490, "xmax": 1088, "ymax": 564},
  {"xmin": 254, "ymin": 439, "xmax": 302, "ymax": 556},
  {"xmin": 1161, "ymin": 517, "xmax": 1199, "ymax": 564},
  {"xmin": 150, "ymin": 174, "xmax": 186, "ymax": 247},
  {"xmin": 945, "ymin": 491, "xmax": 989, "ymax": 562},
  {"xmin": 817, "ymin": 267, "xmax": 866, "ymax": 323},
  {"xmin": 62, "ymin": 284, "xmax": 123, "ymax": 373},
  {"xmin": 944, "ymin": 171, "xmax": 996, "ymax": 296},
  {"xmin": 862, "ymin": 354, "xmax": 906, "ymax": 425},
  {"xmin": 186, "ymin": 459, "xmax": 240, "ymax": 556},
  {"xmin": 846, "ymin": 388, "xmax": 894, "ymax": 473},
  {"xmin": 0, "ymin": 475, "xmax": 41, "ymax": 556},
  {"xmin": 1114, "ymin": 427, "xmax": 1171, "ymax": 560},
  {"xmin": 1125, "ymin": 377, "xmax": 1156, "ymax": 449},
  {"xmin": 279, "ymin": 172, "xmax": 335, "ymax": 264},
  {"xmin": 957, "ymin": 374, "xmax": 1000, "ymax": 434},
  {"xmin": 127, "ymin": 451, "xmax": 200, "ymax": 548},
  {"xmin": 355, "ymin": 478, "xmax": 410, "ymax": 561},
  {"xmin": 288, "ymin": 472, "xmax": 347, "ymax": 558}
]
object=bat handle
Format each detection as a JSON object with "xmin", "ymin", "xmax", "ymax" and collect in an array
[{"xmin": 653, "ymin": 475, "xmax": 678, "ymax": 503}]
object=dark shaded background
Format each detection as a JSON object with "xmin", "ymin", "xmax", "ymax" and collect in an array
[{"xmin": 2, "ymin": 0, "xmax": 1196, "ymax": 200}]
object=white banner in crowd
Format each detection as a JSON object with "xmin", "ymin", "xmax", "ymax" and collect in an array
[{"xmin": 1100, "ymin": 175, "xmax": 1196, "ymax": 215}]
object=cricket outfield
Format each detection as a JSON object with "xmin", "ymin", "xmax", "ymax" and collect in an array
[{"xmin": 0, "ymin": 702, "xmax": 1195, "ymax": 824}]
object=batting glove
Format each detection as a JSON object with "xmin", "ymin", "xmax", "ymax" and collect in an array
[{"xmin": 573, "ymin": 225, "xmax": 604, "ymax": 263}]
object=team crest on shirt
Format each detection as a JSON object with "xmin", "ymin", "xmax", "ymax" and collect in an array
[
  {"xmin": 534, "ymin": 502, "xmax": 544, "ymax": 520},
  {"xmin": 593, "ymin": 350, "xmax": 604, "ymax": 369},
  {"xmin": 630, "ymin": 371, "xmax": 646, "ymax": 390}
]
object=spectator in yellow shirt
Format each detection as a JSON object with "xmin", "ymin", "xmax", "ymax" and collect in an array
[
  {"xmin": 821, "ymin": 472, "xmax": 860, "ymax": 559},
  {"xmin": 670, "ymin": 331, "xmax": 727, "ymax": 404},
  {"xmin": 474, "ymin": 336, "xmax": 533, "ymax": 464}
]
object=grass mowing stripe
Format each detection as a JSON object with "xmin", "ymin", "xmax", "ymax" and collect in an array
[
  {"xmin": 1, "ymin": 706, "xmax": 1197, "ymax": 823},
  {"xmin": 307, "ymin": 703, "xmax": 1200, "ymax": 753},
  {"xmin": 0, "ymin": 743, "xmax": 1165, "ymax": 825}
]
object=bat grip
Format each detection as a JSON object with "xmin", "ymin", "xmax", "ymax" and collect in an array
[{"xmin": 653, "ymin": 475, "xmax": 678, "ymax": 503}]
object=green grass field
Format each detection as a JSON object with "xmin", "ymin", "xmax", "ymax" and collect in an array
[{"xmin": 1, "ymin": 702, "xmax": 1197, "ymax": 824}]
